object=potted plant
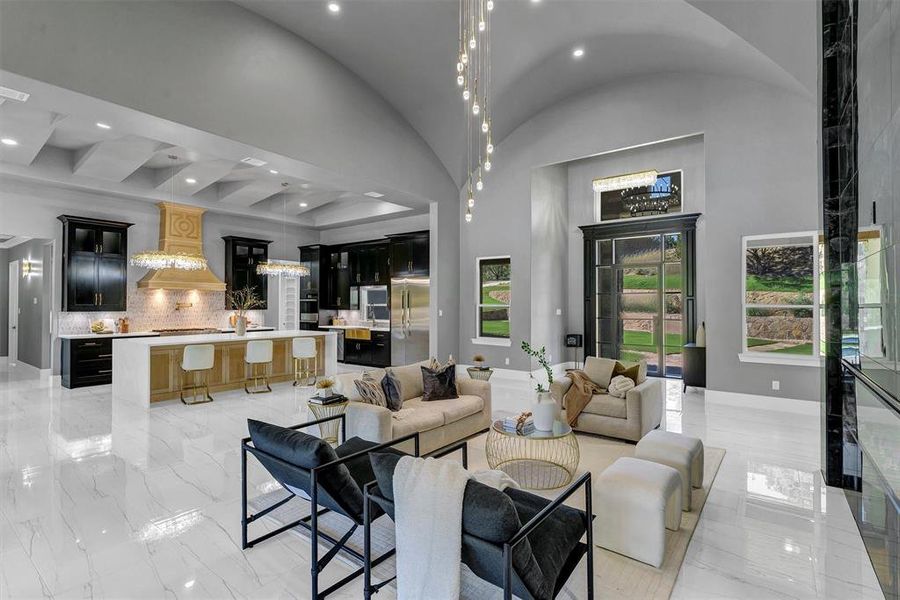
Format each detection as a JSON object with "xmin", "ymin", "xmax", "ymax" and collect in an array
[
  {"xmin": 315, "ymin": 377, "xmax": 335, "ymax": 398},
  {"xmin": 472, "ymin": 354, "xmax": 486, "ymax": 369},
  {"xmin": 521, "ymin": 341, "xmax": 558, "ymax": 431},
  {"xmin": 227, "ymin": 286, "xmax": 263, "ymax": 336}
]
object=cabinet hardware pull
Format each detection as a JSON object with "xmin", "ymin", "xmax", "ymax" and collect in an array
[
  {"xmin": 98, "ymin": 353, "xmax": 112, "ymax": 358},
  {"xmin": 82, "ymin": 342, "xmax": 100, "ymax": 347},
  {"xmin": 98, "ymin": 369, "xmax": 112, "ymax": 374}
]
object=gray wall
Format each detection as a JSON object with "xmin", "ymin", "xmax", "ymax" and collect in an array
[
  {"xmin": 319, "ymin": 214, "xmax": 430, "ymax": 246},
  {"xmin": 0, "ymin": 247, "xmax": 7, "ymax": 356},
  {"xmin": 5, "ymin": 239, "xmax": 53, "ymax": 369},
  {"xmin": 459, "ymin": 72, "xmax": 821, "ymax": 400},
  {"xmin": 530, "ymin": 165, "xmax": 569, "ymax": 368}
]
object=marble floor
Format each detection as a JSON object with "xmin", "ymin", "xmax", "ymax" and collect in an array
[{"xmin": 0, "ymin": 360, "xmax": 886, "ymax": 599}]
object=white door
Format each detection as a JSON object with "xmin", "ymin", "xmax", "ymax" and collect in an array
[
  {"xmin": 8, "ymin": 260, "xmax": 19, "ymax": 362},
  {"xmin": 278, "ymin": 277, "xmax": 299, "ymax": 330}
]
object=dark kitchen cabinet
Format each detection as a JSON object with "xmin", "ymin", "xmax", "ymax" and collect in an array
[
  {"xmin": 223, "ymin": 236, "xmax": 272, "ymax": 309},
  {"xmin": 61, "ymin": 334, "xmax": 157, "ymax": 388},
  {"xmin": 343, "ymin": 331, "xmax": 389, "ymax": 368},
  {"xmin": 371, "ymin": 331, "xmax": 391, "ymax": 367},
  {"xmin": 350, "ymin": 243, "xmax": 390, "ymax": 286},
  {"xmin": 388, "ymin": 231, "xmax": 429, "ymax": 277},
  {"xmin": 325, "ymin": 248, "xmax": 352, "ymax": 309},
  {"xmin": 58, "ymin": 215, "xmax": 132, "ymax": 312},
  {"xmin": 298, "ymin": 245, "xmax": 321, "ymax": 298},
  {"xmin": 343, "ymin": 338, "xmax": 373, "ymax": 366}
]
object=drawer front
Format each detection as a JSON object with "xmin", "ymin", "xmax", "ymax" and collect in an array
[
  {"xmin": 77, "ymin": 357, "xmax": 113, "ymax": 376},
  {"xmin": 71, "ymin": 372, "xmax": 113, "ymax": 387},
  {"xmin": 73, "ymin": 339, "xmax": 113, "ymax": 360},
  {"xmin": 371, "ymin": 331, "xmax": 390, "ymax": 343}
]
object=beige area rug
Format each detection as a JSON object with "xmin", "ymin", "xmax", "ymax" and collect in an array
[{"xmin": 248, "ymin": 432, "xmax": 724, "ymax": 600}]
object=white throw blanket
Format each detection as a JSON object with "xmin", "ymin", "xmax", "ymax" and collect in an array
[{"xmin": 393, "ymin": 456, "xmax": 518, "ymax": 600}]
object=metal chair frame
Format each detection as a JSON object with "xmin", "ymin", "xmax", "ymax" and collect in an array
[
  {"xmin": 244, "ymin": 360, "xmax": 273, "ymax": 394},
  {"xmin": 293, "ymin": 355, "xmax": 318, "ymax": 387},
  {"xmin": 179, "ymin": 366, "xmax": 213, "ymax": 405},
  {"xmin": 241, "ymin": 414, "xmax": 421, "ymax": 600}
]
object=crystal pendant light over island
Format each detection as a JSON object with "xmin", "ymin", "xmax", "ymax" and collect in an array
[
  {"xmin": 458, "ymin": 0, "xmax": 494, "ymax": 223},
  {"xmin": 256, "ymin": 182, "xmax": 310, "ymax": 278},
  {"xmin": 130, "ymin": 155, "xmax": 208, "ymax": 271}
]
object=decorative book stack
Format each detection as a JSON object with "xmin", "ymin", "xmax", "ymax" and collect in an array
[
  {"xmin": 309, "ymin": 393, "xmax": 347, "ymax": 405},
  {"xmin": 501, "ymin": 412, "xmax": 535, "ymax": 435}
]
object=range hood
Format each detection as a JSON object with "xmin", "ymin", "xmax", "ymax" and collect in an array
[{"xmin": 137, "ymin": 202, "xmax": 226, "ymax": 291}]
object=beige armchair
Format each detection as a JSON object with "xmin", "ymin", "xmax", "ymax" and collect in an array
[{"xmin": 549, "ymin": 356, "xmax": 663, "ymax": 442}]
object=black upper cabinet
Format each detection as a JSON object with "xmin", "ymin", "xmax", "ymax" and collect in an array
[
  {"xmin": 223, "ymin": 236, "xmax": 272, "ymax": 309},
  {"xmin": 298, "ymin": 245, "xmax": 322, "ymax": 298},
  {"xmin": 325, "ymin": 248, "xmax": 351, "ymax": 309},
  {"xmin": 59, "ymin": 216, "xmax": 132, "ymax": 312},
  {"xmin": 350, "ymin": 242, "xmax": 390, "ymax": 286},
  {"xmin": 389, "ymin": 231, "xmax": 429, "ymax": 276}
]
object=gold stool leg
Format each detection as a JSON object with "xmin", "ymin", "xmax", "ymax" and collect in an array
[
  {"xmin": 181, "ymin": 368, "xmax": 213, "ymax": 405},
  {"xmin": 245, "ymin": 362, "xmax": 273, "ymax": 394}
]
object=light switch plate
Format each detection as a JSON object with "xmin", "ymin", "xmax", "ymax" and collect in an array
[{"xmin": 772, "ymin": 380, "xmax": 780, "ymax": 391}]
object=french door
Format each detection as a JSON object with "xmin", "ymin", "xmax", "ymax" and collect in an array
[{"xmin": 582, "ymin": 214, "xmax": 699, "ymax": 378}]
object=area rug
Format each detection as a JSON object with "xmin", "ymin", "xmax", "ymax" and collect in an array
[{"xmin": 247, "ymin": 433, "xmax": 724, "ymax": 600}]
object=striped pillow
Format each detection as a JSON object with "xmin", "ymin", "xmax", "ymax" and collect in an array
[{"xmin": 354, "ymin": 373, "xmax": 387, "ymax": 409}]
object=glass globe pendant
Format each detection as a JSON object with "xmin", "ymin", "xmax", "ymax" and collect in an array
[
  {"xmin": 465, "ymin": 208, "xmax": 473, "ymax": 223},
  {"xmin": 486, "ymin": 0, "xmax": 493, "ymax": 11},
  {"xmin": 484, "ymin": 159, "xmax": 491, "ymax": 171}
]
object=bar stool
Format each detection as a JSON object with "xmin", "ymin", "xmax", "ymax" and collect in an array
[
  {"xmin": 292, "ymin": 337, "xmax": 318, "ymax": 387},
  {"xmin": 180, "ymin": 344, "xmax": 215, "ymax": 405},
  {"xmin": 245, "ymin": 340, "xmax": 274, "ymax": 394}
]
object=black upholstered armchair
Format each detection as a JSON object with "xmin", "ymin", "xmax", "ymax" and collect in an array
[
  {"xmin": 363, "ymin": 447, "xmax": 593, "ymax": 600},
  {"xmin": 240, "ymin": 414, "xmax": 420, "ymax": 600}
]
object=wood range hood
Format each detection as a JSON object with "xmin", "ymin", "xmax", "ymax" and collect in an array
[{"xmin": 137, "ymin": 202, "xmax": 226, "ymax": 292}]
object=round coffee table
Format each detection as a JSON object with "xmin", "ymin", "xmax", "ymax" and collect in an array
[
  {"xmin": 307, "ymin": 400, "xmax": 348, "ymax": 445},
  {"xmin": 485, "ymin": 419, "xmax": 580, "ymax": 490}
]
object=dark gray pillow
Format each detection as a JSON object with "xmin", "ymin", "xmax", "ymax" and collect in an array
[
  {"xmin": 247, "ymin": 419, "xmax": 365, "ymax": 519},
  {"xmin": 421, "ymin": 365, "xmax": 458, "ymax": 401},
  {"xmin": 380, "ymin": 369, "xmax": 403, "ymax": 411}
]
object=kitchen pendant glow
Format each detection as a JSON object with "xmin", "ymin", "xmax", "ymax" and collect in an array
[
  {"xmin": 592, "ymin": 170, "xmax": 659, "ymax": 192},
  {"xmin": 457, "ymin": 0, "xmax": 496, "ymax": 223},
  {"xmin": 131, "ymin": 251, "xmax": 207, "ymax": 271},
  {"xmin": 256, "ymin": 183, "xmax": 310, "ymax": 279}
]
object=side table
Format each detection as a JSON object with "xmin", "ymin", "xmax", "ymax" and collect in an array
[{"xmin": 307, "ymin": 400, "xmax": 349, "ymax": 445}]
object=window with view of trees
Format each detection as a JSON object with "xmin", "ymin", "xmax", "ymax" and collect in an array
[
  {"xmin": 743, "ymin": 234, "xmax": 818, "ymax": 358},
  {"xmin": 478, "ymin": 257, "xmax": 511, "ymax": 338}
]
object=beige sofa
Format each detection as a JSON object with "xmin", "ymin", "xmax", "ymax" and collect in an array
[
  {"xmin": 549, "ymin": 356, "xmax": 663, "ymax": 442},
  {"xmin": 333, "ymin": 361, "xmax": 491, "ymax": 455}
]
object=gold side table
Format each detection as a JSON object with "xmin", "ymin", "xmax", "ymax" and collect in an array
[
  {"xmin": 485, "ymin": 419, "xmax": 579, "ymax": 490},
  {"xmin": 306, "ymin": 400, "xmax": 349, "ymax": 445},
  {"xmin": 466, "ymin": 367, "xmax": 494, "ymax": 381}
]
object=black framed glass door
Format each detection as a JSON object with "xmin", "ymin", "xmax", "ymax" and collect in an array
[{"xmin": 582, "ymin": 214, "xmax": 699, "ymax": 378}]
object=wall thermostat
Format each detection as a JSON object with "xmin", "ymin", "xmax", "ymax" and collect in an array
[{"xmin": 565, "ymin": 334, "xmax": 582, "ymax": 348}]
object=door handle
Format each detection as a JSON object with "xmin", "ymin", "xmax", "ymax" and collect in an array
[{"xmin": 99, "ymin": 293, "xmax": 103, "ymax": 305}]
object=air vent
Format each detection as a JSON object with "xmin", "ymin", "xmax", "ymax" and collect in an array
[
  {"xmin": 0, "ymin": 86, "xmax": 30, "ymax": 102},
  {"xmin": 364, "ymin": 191, "xmax": 385, "ymax": 198},
  {"xmin": 240, "ymin": 157, "xmax": 267, "ymax": 167}
]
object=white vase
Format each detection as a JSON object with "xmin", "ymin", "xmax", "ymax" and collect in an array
[
  {"xmin": 532, "ymin": 391, "xmax": 558, "ymax": 431},
  {"xmin": 235, "ymin": 316, "xmax": 248, "ymax": 336},
  {"xmin": 696, "ymin": 321, "xmax": 706, "ymax": 347}
]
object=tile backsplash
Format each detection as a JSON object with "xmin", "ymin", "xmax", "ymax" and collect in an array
[{"xmin": 57, "ymin": 285, "xmax": 267, "ymax": 335}]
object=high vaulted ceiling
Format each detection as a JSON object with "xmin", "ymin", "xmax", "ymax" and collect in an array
[{"xmin": 237, "ymin": 0, "xmax": 815, "ymax": 186}]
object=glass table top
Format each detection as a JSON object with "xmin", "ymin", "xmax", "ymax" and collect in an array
[{"xmin": 491, "ymin": 418, "xmax": 573, "ymax": 439}]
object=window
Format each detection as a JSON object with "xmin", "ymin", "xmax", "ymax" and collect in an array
[
  {"xmin": 477, "ymin": 257, "xmax": 511, "ymax": 340},
  {"xmin": 741, "ymin": 233, "xmax": 819, "ymax": 364},
  {"xmin": 594, "ymin": 170, "xmax": 683, "ymax": 222}
]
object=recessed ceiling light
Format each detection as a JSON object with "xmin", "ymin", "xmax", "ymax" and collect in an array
[
  {"xmin": 572, "ymin": 47, "xmax": 585, "ymax": 58},
  {"xmin": 364, "ymin": 191, "xmax": 385, "ymax": 198},
  {"xmin": 300, "ymin": 202, "xmax": 308, "ymax": 208},
  {"xmin": 241, "ymin": 157, "xmax": 267, "ymax": 167},
  {"xmin": 531, "ymin": 0, "xmax": 541, "ymax": 3},
  {"xmin": 269, "ymin": 169, "xmax": 279, "ymax": 174},
  {"xmin": 300, "ymin": 183, "xmax": 310, "ymax": 189},
  {"xmin": 96, "ymin": 122, "xmax": 111, "ymax": 130},
  {"xmin": 0, "ymin": 138, "xmax": 18, "ymax": 146},
  {"xmin": 0, "ymin": 86, "xmax": 30, "ymax": 103},
  {"xmin": 327, "ymin": 2, "xmax": 340, "ymax": 13},
  {"xmin": 185, "ymin": 178, "xmax": 197, "ymax": 184}
]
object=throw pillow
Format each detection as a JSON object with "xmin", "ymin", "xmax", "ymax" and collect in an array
[
  {"xmin": 354, "ymin": 373, "xmax": 388, "ymax": 409},
  {"xmin": 421, "ymin": 364, "xmax": 458, "ymax": 401},
  {"xmin": 380, "ymin": 369, "xmax": 404, "ymax": 411},
  {"xmin": 613, "ymin": 361, "xmax": 641, "ymax": 385},
  {"xmin": 607, "ymin": 375, "xmax": 635, "ymax": 398}
]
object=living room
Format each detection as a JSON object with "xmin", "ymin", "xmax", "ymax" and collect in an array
[{"xmin": 0, "ymin": 0, "xmax": 896, "ymax": 599}]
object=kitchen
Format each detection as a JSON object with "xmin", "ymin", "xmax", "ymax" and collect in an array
[{"xmin": 49, "ymin": 202, "xmax": 429, "ymax": 399}]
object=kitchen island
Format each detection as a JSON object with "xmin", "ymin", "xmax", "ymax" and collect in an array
[{"xmin": 112, "ymin": 330, "xmax": 337, "ymax": 404}]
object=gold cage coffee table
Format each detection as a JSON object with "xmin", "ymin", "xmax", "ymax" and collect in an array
[
  {"xmin": 306, "ymin": 400, "xmax": 348, "ymax": 445},
  {"xmin": 485, "ymin": 419, "xmax": 580, "ymax": 490}
]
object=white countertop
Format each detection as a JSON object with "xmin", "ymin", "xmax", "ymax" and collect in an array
[
  {"xmin": 58, "ymin": 331, "xmax": 161, "ymax": 340},
  {"xmin": 320, "ymin": 324, "xmax": 391, "ymax": 332},
  {"xmin": 112, "ymin": 329, "xmax": 335, "ymax": 347}
]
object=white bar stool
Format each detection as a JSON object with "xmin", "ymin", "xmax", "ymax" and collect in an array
[
  {"xmin": 245, "ymin": 340, "xmax": 273, "ymax": 394},
  {"xmin": 292, "ymin": 337, "xmax": 318, "ymax": 386},
  {"xmin": 180, "ymin": 344, "xmax": 215, "ymax": 405}
]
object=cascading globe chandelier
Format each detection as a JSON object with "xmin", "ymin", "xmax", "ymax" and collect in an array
[{"xmin": 457, "ymin": 0, "xmax": 494, "ymax": 223}]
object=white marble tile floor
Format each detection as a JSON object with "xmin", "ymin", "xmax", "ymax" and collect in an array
[{"xmin": 0, "ymin": 360, "xmax": 885, "ymax": 599}]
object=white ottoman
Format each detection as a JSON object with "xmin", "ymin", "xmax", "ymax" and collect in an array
[
  {"xmin": 595, "ymin": 457, "xmax": 682, "ymax": 568},
  {"xmin": 635, "ymin": 430, "xmax": 704, "ymax": 511}
]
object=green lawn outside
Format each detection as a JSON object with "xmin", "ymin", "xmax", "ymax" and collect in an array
[
  {"xmin": 481, "ymin": 282, "xmax": 510, "ymax": 304},
  {"xmin": 745, "ymin": 275, "xmax": 814, "ymax": 293},
  {"xmin": 622, "ymin": 273, "xmax": 682, "ymax": 290},
  {"xmin": 481, "ymin": 320, "xmax": 510, "ymax": 337}
]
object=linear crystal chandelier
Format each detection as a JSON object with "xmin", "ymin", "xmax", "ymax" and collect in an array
[
  {"xmin": 457, "ymin": 0, "xmax": 494, "ymax": 223},
  {"xmin": 256, "ymin": 183, "xmax": 310, "ymax": 278}
]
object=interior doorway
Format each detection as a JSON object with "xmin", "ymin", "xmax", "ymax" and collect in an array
[
  {"xmin": 8, "ymin": 260, "xmax": 19, "ymax": 363},
  {"xmin": 582, "ymin": 214, "xmax": 699, "ymax": 378}
]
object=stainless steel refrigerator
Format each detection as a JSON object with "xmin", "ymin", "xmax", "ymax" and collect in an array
[{"xmin": 390, "ymin": 277, "xmax": 430, "ymax": 365}]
